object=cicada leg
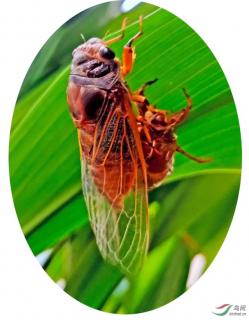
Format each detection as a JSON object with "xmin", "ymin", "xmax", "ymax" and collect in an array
[
  {"xmin": 132, "ymin": 78, "xmax": 158, "ymax": 104},
  {"xmin": 135, "ymin": 78, "xmax": 158, "ymax": 96},
  {"xmin": 137, "ymin": 115, "xmax": 152, "ymax": 142},
  {"xmin": 131, "ymin": 78, "xmax": 159, "ymax": 116},
  {"xmin": 121, "ymin": 16, "xmax": 143, "ymax": 77},
  {"xmin": 171, "ymin": 89, "xmax": 211, "ymax": 163},
  {"xmin": 168, "ymin": 88, "xmax": 192, "ymax": 126},
  {"xmin": 176, "ymin": 146, "xmax": 212, "ymax": 163},
  {"xmin": 104, "ymin": 17, "xmax": 127, "ymax": 45},
  {"xmin": 136, "ymin": 116, "xmax": 157, "ymax": 161}
]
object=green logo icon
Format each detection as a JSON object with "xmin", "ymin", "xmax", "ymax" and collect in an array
[{"xmin": 212, "ymin": 304, "xmax": 233, "ymax": 316}]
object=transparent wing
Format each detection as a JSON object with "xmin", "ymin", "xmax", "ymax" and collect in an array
[{"xmin": 81, "ymin": 105, "xmax": 149, "ymax": 274}]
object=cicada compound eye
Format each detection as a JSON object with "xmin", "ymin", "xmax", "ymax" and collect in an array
[{"xmin": 99, "ymin": 46, "xmax": 115, "ymax": 60}]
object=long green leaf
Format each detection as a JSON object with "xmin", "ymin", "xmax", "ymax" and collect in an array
[{"xmin": 124, "ymin": 236, "xmax": 190, "ymax": 313}]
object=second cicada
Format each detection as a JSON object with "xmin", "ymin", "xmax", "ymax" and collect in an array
[{"xmin": 67, "ymin": 17, "xmax": 209, "ymax": 274}]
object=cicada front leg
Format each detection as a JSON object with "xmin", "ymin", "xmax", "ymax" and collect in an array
[
  {"xmin": 121, "ymin": 16, "xmax": 143, "ymax": 77},
  {"xmin": 105, "ymin": 16, "xmax": 143, "ymax": 77},
  {"xmin": 104, "ymin": 17, "xmax": 127, "ymax": 45}
]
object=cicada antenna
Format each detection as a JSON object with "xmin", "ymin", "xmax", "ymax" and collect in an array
[
  {"xmin": 80, "ymin": 33, "xmax": 86, "ymax": 43},
  {"xmin": 103, "ymin": 29, "xmax": 110, "ymax": 40}
]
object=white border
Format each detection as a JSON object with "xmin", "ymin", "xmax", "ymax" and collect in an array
[{"xmin": 0, "ymin": 0, "xmax": 249, "ymax": 319}]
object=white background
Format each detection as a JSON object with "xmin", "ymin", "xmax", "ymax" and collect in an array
[{"xmin": 0, "ymin": 0, "xmax": 249, "ymax": 319}]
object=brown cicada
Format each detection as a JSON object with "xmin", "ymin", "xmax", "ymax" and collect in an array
[{"xmin": 67, "ymin": 17, "xmax": 209, "ymax": 274}]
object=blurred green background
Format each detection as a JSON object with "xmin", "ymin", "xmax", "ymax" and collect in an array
[{"xmin": 9, "ymin": 1, "xmax": 241, "ymax": 314}]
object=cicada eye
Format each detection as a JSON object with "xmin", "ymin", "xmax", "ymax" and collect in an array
[{"xmin": 99, "ymin": 46, "xmax": 115, "ymax": 60}]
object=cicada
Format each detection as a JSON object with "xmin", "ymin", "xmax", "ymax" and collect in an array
[{"xmin": 67, "ymin": 17, "xmax": 209, "ymax": 274}]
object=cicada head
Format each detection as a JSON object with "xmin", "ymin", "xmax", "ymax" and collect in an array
[{"xmin": 69, "ymin": 38, "xmax": 120, "ymax": 89}]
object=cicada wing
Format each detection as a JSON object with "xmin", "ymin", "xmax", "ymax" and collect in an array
[
  {"xmin": 81, "ymin": 157, "xmax": 149, "ymax": 274},
  {"xmin": 80, "ymin": 118, "xmax": 149, "ymax": 274}
]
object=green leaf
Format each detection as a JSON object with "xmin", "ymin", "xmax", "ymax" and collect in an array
[
  {"xmin": 45, "ymin": 227, "xmax": 123, "ymax": 309},
  {"xmin": 27, "ymin": 193, "xmax": 87, "ymax": 255},
  {"xmin": 124, "ymin": 237, "xmax": 190, "ymax": 313},
  {"xmin": 150, "ymin": 172, "xmax": 240, "ymax": 255}
]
